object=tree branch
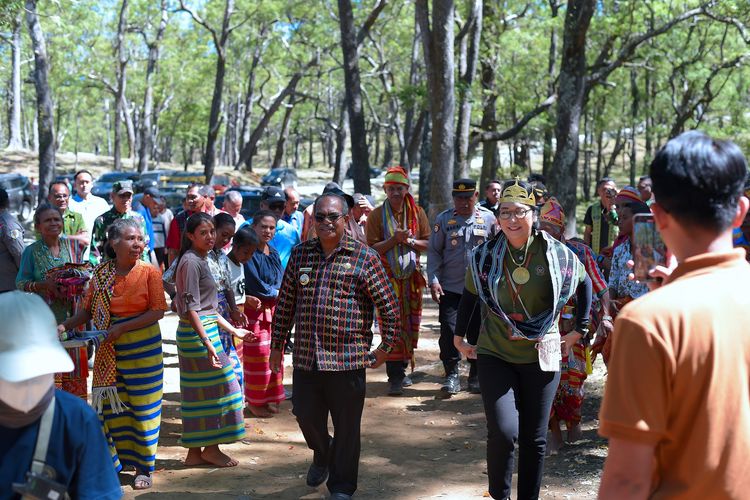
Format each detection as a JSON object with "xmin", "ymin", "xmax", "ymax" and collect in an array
[
  {"xmin": 356, "ymin": 0, "xmax": 388, "ymax": 47},
  {"xmin": 470, "ymin": 94, "xmax": 557, "ymax": 145}
]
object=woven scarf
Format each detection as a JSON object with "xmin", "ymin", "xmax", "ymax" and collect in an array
[
  {"xmin": 88, "ymin": 260, "xmax": 127, "ymax": 414},
  {"xmin": 469, "ymin": 231, "xmax": 583, "ymax": 342},
  {"xmin": 382, "ymin": 194, "xmax": 419, "ymax": 279}
]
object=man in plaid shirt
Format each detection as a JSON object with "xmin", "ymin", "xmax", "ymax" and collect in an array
[{"xmin": 270, "ymin": 193, "xmax": 399, "ymax": 500}]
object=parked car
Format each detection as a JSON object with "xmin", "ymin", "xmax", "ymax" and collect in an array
[
  {"xmin": 261, "ymin": 168, "xmax": 297, "ymax": 189},
  {"xmin": 346, "ymin": 166, "xmax": 383, "ymax": 179},
  {"xmin": 135, "ymin": 170, "xmax": 171, "ymax": 193},
  {"xmin": 54, "ymin": 173, "xmax": 76, "ymax": 191},
  {"xmin": 215, "ymin": 186, "xmax": 264, "ymax": 220},
  {"xmin": 0, "ymin": 173, "xmax": 35, "ymax": 223},
  {"xmin": 92, "ymin": 172, "xmax": 140, "ymax": 198}
]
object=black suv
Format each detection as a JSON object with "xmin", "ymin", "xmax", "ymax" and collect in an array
[{"xmin": 0, "ymin": 173, "xmax": 34, "ymax": 223}]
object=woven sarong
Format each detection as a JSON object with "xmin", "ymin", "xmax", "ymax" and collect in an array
[
  {"xmin": 385, "ymin": 272, "xmax": 425, "ymax": 363},
  {"xmin": 177, "ymin": 315, "xmax": 245, "ymax": 448},
  {"xmin": 242, "ymin": 302, "xmax": 284, "ymax": 407},
  {"xmin": 99, "ymin": 319, "xmax": 163, "ymax": 472},
  {"xmin": 551, "ymin": 342, "xmax": 587, "ymax": 426},
  {"xmin": 217, "ymin": 291, "xmax": 244, "ymax": 394},
  {"xmin": 54, "ymin": 346, "xmax": 88, "ymax": 399}
]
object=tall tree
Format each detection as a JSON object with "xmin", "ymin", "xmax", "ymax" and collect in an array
[
  {"xmin": 25, "ymin": 0, "xmax": 55, "ymax": 204},
  {"xmin": 6, "ymin": 13, "xmax": 23, "ymax": 150},
  {"xmin": 454, "ymin": 0, "xmax": 482, "ymax": 178},
  {"xmin": 178, "ymin": 0, "xmax": 236, "ymax": 183},
  {"xmin": 136, "ymin": 0, "xmax": 168, "ymax": 172},
  {"xmin": 416, "ymin": 0, "xmax": 455, "ymax": 218},
  {"xmin": 113, "ymin": 0, "xmax": 130, "ymax": 171},
  {"xmin": 337, "ymin": 0, "xmax": 377, "ymax": 194}
]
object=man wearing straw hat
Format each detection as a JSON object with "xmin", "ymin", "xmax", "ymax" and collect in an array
[{"xmin": 366, "ymin": 166, "xmax": 431, "ymax": 396}]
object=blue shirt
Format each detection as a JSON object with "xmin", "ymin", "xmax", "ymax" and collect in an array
[
  {"xmin": 244, "ymin": 246, "xmax": 284, "ymax": 300},
  {"xmin": 282, "ymin": 211, "xmax": 305, "ymax": 238},
  {"xmin": 241, "ymin": 218, "xmax": 300, "ymax": 269},
  {"xmin": 136, "ymin": 204, "xmax": 156, "ymax": 251},
  {"xmin": 0, "ymin": 390, "xmax": 122, "ymax": 500}
]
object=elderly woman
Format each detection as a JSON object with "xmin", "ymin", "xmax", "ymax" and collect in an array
[
  {"xmin": 454, "ymin": 179, "xmax": 592, "ymax": 499},
  {"xmin": 60, "ymin": 218, "xmax": 168, "ymax": 490},
  {"xmin": 17, "ymin": 204, "xmax": 87, "ymax": 398}
]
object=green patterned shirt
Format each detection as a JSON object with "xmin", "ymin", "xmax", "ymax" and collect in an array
[{"xmin": 89, "ymin": 208, "xmax": 149, "ymax": 265}]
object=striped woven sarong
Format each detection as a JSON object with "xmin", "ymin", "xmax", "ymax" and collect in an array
[
  {"xmin": 177, "ymin": 315, "xmax": 245, "ymax": 448},
  {"xmin": 99, "ymin": 319, "xmax": 163, "ymax": 473},
  {"xmin": 243, "ymin": 303, "xmax": 284, "ymax": 407},
  {"xmin": 217, "ymin": 291, "xmax": 244, "ymax": 394},
  {"xmin": 384, "ymin": 271, "xmax": 425, "ymax": 363}
]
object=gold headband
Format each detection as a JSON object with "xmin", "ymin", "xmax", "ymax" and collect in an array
[{"xmin": 499, "ymin": 177, "xmax": 536, "ymax": 206}]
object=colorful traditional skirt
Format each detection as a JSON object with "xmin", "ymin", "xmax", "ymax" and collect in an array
[
  {"xmin": 243, "ymin": 302, "xmax": 284, "ymax": 407},
  {"xmin": 99, "ymin": 320, "xmax": 163, "ymax": 472},
  {"xmin": 177, "ymin": 315, "xmax": 245, "ymax": 448},
  {"xmin": 55, "ymin": 346, "xmax": 89, "ymax": 399},
  {"xmin": 217, "ymin": 291, "xmax": 244, "ymax": 394},
  {"xmin": 385, "ymin": 271, "xmax": 425, "ymax": 363},
  {"xmin": 551, "ymin": 342, "xmax": 588, "ymax": 426}
]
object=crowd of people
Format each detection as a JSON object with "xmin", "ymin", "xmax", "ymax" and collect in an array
[{"xmin": 1, "ymin": 130, "xmax": 749, "ymax": 499}]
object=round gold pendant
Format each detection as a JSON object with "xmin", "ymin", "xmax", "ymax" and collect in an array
[{"xmin": 512, "ymin": 267, "xmax": 530, "ymax": 285}]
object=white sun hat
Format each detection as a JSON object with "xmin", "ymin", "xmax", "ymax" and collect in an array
[{"xmin": 0, "ymin": 291, "xmax": 73, "ymax": 382}]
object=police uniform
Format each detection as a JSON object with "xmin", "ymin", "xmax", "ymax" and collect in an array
[{"xmin": 427, "ymin": 179, "xmax": 495, "ymax": 391}]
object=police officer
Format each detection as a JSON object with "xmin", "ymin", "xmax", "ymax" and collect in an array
[{"xmin": 428, "ymin": 179, "xmax": 495, "ymax": 394}]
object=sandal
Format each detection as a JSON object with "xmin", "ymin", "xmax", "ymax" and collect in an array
[{"xmin": 134, "ymin": 473, "xmax": 152, "ymax": 490}]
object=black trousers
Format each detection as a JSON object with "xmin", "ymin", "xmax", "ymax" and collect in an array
[
  {"xmin": 440, "ymin": 291, "xmax": 478, "ymax": 377},
  {"xmin": 292, "ymin": 368, "xmax": 366, "ymax": 496},
  {"xmin": 477, "ymin": 354, "xmax": 560, "ymax": 500}
]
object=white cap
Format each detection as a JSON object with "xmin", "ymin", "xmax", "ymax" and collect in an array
[{"xmin": 0, "ymin": 291, "xmax": 73, "ymax": 382}]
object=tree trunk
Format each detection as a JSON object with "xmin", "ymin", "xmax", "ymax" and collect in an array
[
  {"xmin": 271, "ymin": 97, "xmax": 295, "ymax": 169},
  {"xmin": 416, "ymin": 0, "xmax": 455, "ymax": 219},
  {"xmin": 114, "ymin": 0, "xmax": 129, "ymax": 171},
  {"xmin": 7, "ymin": 14, "xmax": 23, "ymax": 150},
  {"xmin": 308, "ymin": 126, "xmax": 314, "ymax": 168},
  {"xmin": 25, "ymin": 0, "xmax": 56, "ymax": 205},
  {"xmin": 332, "ymin": 99, "xmax": 349, "ymax": 186},
  {"xmin": 337, "ymin": 0, "xmax": 371, "ymax": 194},
  {"xmin": 406, "ymin": 109, "xmax": 427, "ymax": 170},
  {"xmin": 400, "ymin": 15, "xmax": 422, "ymax": 169},
  {"xmin": 478, "ymin": 61, "xmax": 498, "ymax": 193},
  {"xmin": 418, "ymin": 113, "xmax": 432, "ymax": 209},
  {"xmin": 137, "ymin": 0, "xmax": 167, "ymax": 173},
  {"xmin": 582, "ymin": 108, "xmax": 592, "ymax": 201},
  {"xmin": 547, "ymin": 0, "xmax": 596, "ymax": 235},
  {"xmin": 454, "ymin": 0, "xmax": 482, "ymax": 178},
  {"xmin": 629, "ymin": 68, "xmax": 638, "ymax": 186},
  {"xmin": 203, "ymin": 0, "xmax": 234, "ymax": 184}
]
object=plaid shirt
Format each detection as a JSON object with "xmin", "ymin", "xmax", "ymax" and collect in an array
[{"xmin": 271, "ymin": 234, "xmax": 399, "ymax": 371}]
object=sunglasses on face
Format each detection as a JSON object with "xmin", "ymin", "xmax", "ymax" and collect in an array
[{"xmin": 314, "ymin": 212, "xmax": 344, "ymax": 223}]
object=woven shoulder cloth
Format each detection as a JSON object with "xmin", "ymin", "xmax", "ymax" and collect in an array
[
  {"xmin": 469, "ymin": 231, "xmax": 583, "ymax": 341},
  {"xmin": 382, "ymin": 195, "xmax": 419, "ymax": 279},
  {"xmin": 88, "ymin": 260, "xmax": 127, "ymax": 414}
]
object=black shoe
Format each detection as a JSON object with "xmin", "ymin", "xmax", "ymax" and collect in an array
[
  {"xmin": 441, "ymin": 373, "xmax": 461, "ymax": 394},
  {"xmin": 306, "ymin": 462, "xmax": 328, "ymax": 487},
  {"xmin": 402, "ymin": 374, "xmax": 413, "ymax": 387},
  {"xmin": 330, "ymin": 493, "xmax": 352, "ymax": 500},
  {"xmin": 284, "ymin": 340, "xmax": 294, "ymax": 354},
  {"xmin": 388, "ymin": 379, "xmax": 404, "ymax": 396},
  {"xmin": 467, "ymin": 375, "xmax": 481, "ymax": 394}
]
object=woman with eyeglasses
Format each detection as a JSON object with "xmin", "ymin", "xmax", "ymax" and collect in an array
[
  {"xmin": 453, "ymin": 178, "xmax": 593, "ymax": 499},
  {"xmin": 242, "ymin": 210, "xmax": 285, "ymax": 417}
]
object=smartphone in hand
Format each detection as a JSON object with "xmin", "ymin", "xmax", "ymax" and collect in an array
[{"xmin": 632, "ymin": 213, "xmax": 667, "ymax": 282}]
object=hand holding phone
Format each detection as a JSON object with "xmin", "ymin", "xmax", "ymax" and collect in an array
[{"xmin": 632, "ymin": 213, "xmax": 667, "ymax": 282}]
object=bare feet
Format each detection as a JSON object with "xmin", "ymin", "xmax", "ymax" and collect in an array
[
  {"xmin": 201, "ymin": 445, "xmax": 239, "ymax": 467},
  {"xmin": 247, "ymin": 405, "xmax": 273, "ymax": 418},
  {"xmin": 183, "ymin": 448, "xmax": 208, "ymax": 467},
  {"xmin": 266, "ymin": 403, "xmax": 280, "ymax": 414},
  {"xmin": 547, "ymin": 419, "xmax": 564, "ymax": 456},
  {"xmin": 567, "ymin": 423, "xmax": 583, "ymax": 443}
]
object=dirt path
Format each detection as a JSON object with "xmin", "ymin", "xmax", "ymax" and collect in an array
[{"xmin": 123, "ymin": 296, "xmax": 607, "ymax": 500}]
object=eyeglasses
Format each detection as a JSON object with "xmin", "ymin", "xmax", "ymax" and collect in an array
[
  {"xmin": 314, "ymin": 212, "xmax": 344, "ymax": 224},
  {"xmin": 497, "ymin": 208, "xmax": 532, "ymax": 220}
]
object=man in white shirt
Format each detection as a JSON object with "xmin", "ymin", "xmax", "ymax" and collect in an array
[{"xmin": 68, "ymin": 170, "xmax": 110, "ymax": 261}]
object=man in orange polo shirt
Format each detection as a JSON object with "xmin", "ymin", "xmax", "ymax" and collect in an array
[{"xmin": 598, "ymin": 130, "xmax": 750, "ymax": 498}]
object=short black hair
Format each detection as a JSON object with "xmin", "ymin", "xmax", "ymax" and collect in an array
[
  {"xmin": 527, "ymin": 173, "xmax": 546, "ymax": 184},
  {"xmin": 252, "ymin": 209, "xmax": 278, "ymax": 225},
  {"xmin": 232, "ymin": 227, "xmax": 259, "ymax": 249},
  {"xmin": 73, "ymin": 169, "xmax": 93, "ymax": 181},
  {"xmin": 48, "ymin": 181, "xmax": 70, "ymax": 194},
  {"xmin": 0, "ymin": 189, "xmax": 8, "ymax": 209},
  {"xmin": 596, "ymin": 177, "xmax": 616, "ymax": 190},
  {"xmin": 649, "ymin": 130, "xmax": 748, "ymax": 232},
  {"xmin": 213, "ymin": 212, "xmax": 235, "ymax": 230},
  {"xmin": 313, "ymin": 193, "xmax": 349, "ymax": 216}
]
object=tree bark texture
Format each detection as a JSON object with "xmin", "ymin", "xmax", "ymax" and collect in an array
[
  {"xmin": 113, "ymin": 0, "xmax": 129, "ymax": 171},
  {"xmin": 137, "ymin": 0, "xmax": 168, "ymax": 172},
  {"xmin": 338, "ymin": 0, "xmax": 371, "ymax": 194},
  {"xmin": 417, "ymin": 0, "xmax": 455, "ymax": 220},
  {"xmin": 271, "ymin": 97, "xmax": 295, "ymax": 169},
  {"xmin": 7, "ymin": 14, "xmax": 23, "ymax": 150},
  {"xmin": 25, "ymin": 0, "xmax": 56, "ymax": 205},
  {"xmin": 548, "ymin": 0, "xmax": 595, "ymax": 235},
  {"xmin": 478, "ymin": 60, "xmax": 498, "ymax": 193},
  {"xmin": 455, "ymin": 0, "xmax": 482, "ymax": 179}
]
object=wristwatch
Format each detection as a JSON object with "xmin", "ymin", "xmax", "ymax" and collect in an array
[{"xmin": 601, "ymin": 315, "xmax": 613, "ymax": 323}]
